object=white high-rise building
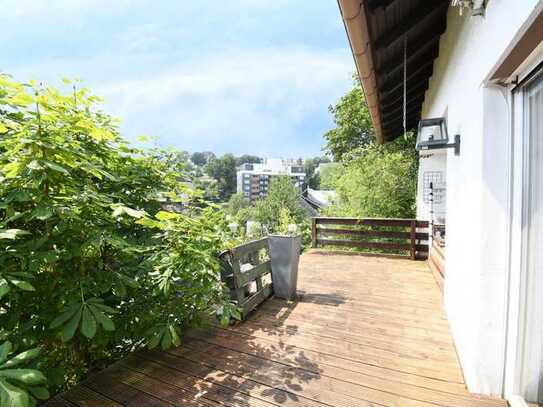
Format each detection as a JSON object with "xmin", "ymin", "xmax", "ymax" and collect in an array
[{"xmin": 236, "ymin": 158, "xmax": 305, "ymax": 203}]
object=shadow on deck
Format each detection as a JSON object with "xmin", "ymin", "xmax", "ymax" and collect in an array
[{"xmin": 47, "ymin": 250, "xmax": 507, "ymax": 406}]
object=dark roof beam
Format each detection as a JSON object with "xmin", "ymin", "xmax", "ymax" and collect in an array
[
  {"xmin": 374, "ymin": 1, "xmax": 448, "ymax": 51},
  {"xmin": 379, "ymin": 57, "xmax": 436, "ymax": 91},
  {"xmin": 367, "ymin": 0, "xmax": 397, "ymax": 12},
  {"xmin": 380, "ymin": 82, "xmax": 428, "ymax": 109},
  {"xmin": 382, "ymin": 114, "xmax": 421, "ymax": 135},
  {"xmin": 380, "ymin": 77, "xmax": 429, "ymax": 104},
  {"xmin": 382, "ymin": 108, "xmax": 421, "ymax": 127},
  {"xmin": 383, "ymin": 123, "xmax": 419, "ymax": 140},
  {"xmin": 380, "ymin": 95, "xmax": 426, "ymax": 121},
  {"xmin": 378, "ymin": 46, "xmax": 439, "ymax": 88},
  {"xmin": 376, "ymin": 34, "xmax": 441, "ymax": 74},
  {"xmin": 379, "ymin": 65, "xmax": 434, "ymax": 95}
]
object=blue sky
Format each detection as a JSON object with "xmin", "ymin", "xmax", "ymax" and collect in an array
[{"xmin": 1, "ymin": 0, "xmax": 355, "ymax": 157}]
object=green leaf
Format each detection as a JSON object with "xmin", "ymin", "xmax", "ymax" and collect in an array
[
  {"xmin": 0, "ymin": 369, "xmax": 47, "ymax": 385},
  {"xmin": 8, "ymin": 279, "xmax": 35, "ymax": 292},
  {"xmin": 147, "ymin": 330, "xmax": 163, "ymax": 349},
  {"xmin": 2, "ymin": 162, "xmax": 20, "ymax": 178},
  {"xmin": 160, "ymin": 329, "xmax": 172, "ymax": 350},
  {"xmin": 155, "ymin": 211, "xmax": 180, "ymax": 221},
  {"xmin": 135, "ymin": 217, "xmax": 163, "ymax": 229},
  {"xmin": 88, "ymin": 302, "xmax": 117, "ymax": 314},
  {"xmin": 115, "ymin": 272, "xmax": 138, "ymax": 289},
  {"xmin": 111, "ymin": 206, "xmax": 125, "ymax": 217},
  {"xmin": 42, "ymin": 161, "xmax": 70, "ymax": 175},
  {"xmin": 6, "ymin": 189, "xmax": 32, "ymax": 203},
  {"xmin": 136, "ymin": 135, "xmax": 150, "ymax": 142},
  {"xmin": 0, "ymin": 348, "xmax": 40, "ymax": 369},
  {"xmin": 169, "ymin": 325, "xmax": 181, "ymax": 347},
  {"xmin": 0, "ymin": 378, "xmax": 29, "ymax": 407},
  {"xmin": 28, "ymin": 386, "xmax": 49, "ymax": 401},
  {"xmin": 220, "ymin": 313, "xmax": 230, "ymax": 327},
  {"xmin": 49, "ymin": 304, "xmax": 80, "ymax": 329},
  {"xmin": 0, "ymin": 229, "xmax": 31, "ymax": 240},
  {"xmin": 0, "ymin": 123, "xmax": 8, "ymax": 134},
  {"xmin": 31, "ymin": 206, "xmax": 54, "ymax": 221},
  {"xmin": 62, "ymin": 308, "xmax": 82, "ymax": 342},
  {"xmin": 124, "ymin": 207, "xmax": 146, "ymax": 219},
  {"xmin": 88, "ymin": 305, "xmax": 115, "ymax": 331},
  {"xmin": 0, "ymin": 342, "xmax": 12, "ymax": 364},
  {"xmin": 8, "ymin": 91, "xmax": 34, "ymax": 107},
  {"xmin": 111, "ymin": 278, "xmax": 126, "ymax": 299},
  {"xmin": 80, "ymin": 307, "xmax": 97, "ymax": 339},
  {"xmin": 0, "ymin": 279, "xmax": 10, "ymax": 301}
]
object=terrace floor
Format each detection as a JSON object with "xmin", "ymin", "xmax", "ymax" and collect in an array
[{"xmin": 47, "ymin": 250, "xmax": 506, "ymax": 407}]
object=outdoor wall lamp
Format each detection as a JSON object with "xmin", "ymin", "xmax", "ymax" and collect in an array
[{"xmin": 416, "ymin": 117, "xmax": 461, "ymax": 156}]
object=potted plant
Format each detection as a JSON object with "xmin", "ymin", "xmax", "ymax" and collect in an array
[{"xmin": 268, "ymin": 217, "xmax": 301, "ymax": 301}]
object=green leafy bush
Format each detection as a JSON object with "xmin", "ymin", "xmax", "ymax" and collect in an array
[
  {"xmin": 0, "ymin": 341, "xmax": 48, "ymax": 406},
  {"xmin": 251, "ymin": 176, "xmax": 307, "ymax": 232},
  {"xmin": 0, "ymin": 74, "xmax": 237, "ymax": 404},
  {"xmin": 325, "ymin": 135, "xmax": 418, "ymax": 219}
]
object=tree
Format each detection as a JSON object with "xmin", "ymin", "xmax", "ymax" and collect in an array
[
  {"xmin": 235, "ymin": 155, "xmax": 261, "ymax": 166},
  {"xmin": 252, "ymin": 176, "xmax": 306, "ymax": 231},
  {"xmin": 0, "ymin": 75, "xmax": 239, "ymax": 404},
  {"xmin": 319, "ymin": 162, "xmax": 344, "ymax": 190},
  {"xmin": 204, "ymin": 154, "xmax": 237, "ymax": 200},
  {"xmin": 226, "ymin": 193, "xmax": 250, "ymax": 215},
  {"xmin": 156, "ymin": 149, "xmax": 193, "ymax": 177},
  {"xmin": 304, "ymin": 156, "xmax": 331, "ymax": 189},
  {"xmin": 326, "ymin": 135, "xmax": 418, "ymax": 218},
  {"xmin": 324, "ymin": 76, "xmax": 374, "ymax": 161},
  {"xmin": 190, "ymin": 151, "xmax": 215, "ymax": 167}
]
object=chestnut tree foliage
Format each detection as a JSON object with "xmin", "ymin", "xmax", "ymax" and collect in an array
[
  {"xmin": 323, "ymin": 76, "xmax": 373, "ymax": 161},
  {"xmin": 0, "ymin": 75, "xmax": 239, "ymax": 405}
]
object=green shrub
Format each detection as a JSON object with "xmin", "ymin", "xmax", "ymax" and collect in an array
[
  {"xmin": 325, "ymin": 135, "xmax": 418, "ymax": 219},
  {"xmin": 0, "ymin": 75, "xmax": 238, "ymax": 404},
  {"xmin": 251, "ymin": 176, "xmax": 307, "ymax": 231}
]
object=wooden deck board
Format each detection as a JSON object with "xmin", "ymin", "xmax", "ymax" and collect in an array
[{"xmin": 47, "ymin": 250, "xmax": 507, "ymax": 406}]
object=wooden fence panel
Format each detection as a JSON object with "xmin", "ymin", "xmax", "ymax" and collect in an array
[
  {"xmin": 219, "ymin": 238, "xmax": 273, "ymax": 318},
  {"xmin": 312, "ymin": 217, "xmax": 429, "ymax": 259}
]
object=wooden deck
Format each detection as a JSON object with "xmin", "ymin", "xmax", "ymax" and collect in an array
[{"xmin": 47, "ymin": 250, "xmax": 506, "ymax": 406}]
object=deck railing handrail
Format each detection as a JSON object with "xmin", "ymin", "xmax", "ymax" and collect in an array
[{"xmin": 311, "ymin": 216, "xmax": 429, "ymax": 260}]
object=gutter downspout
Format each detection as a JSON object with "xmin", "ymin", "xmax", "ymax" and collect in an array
[{"xmin": 337, "ymin": 0, "xmax": 385, "ymax": 144}]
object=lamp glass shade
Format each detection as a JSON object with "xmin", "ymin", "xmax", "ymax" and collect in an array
[{"xmin": 416, "ymin": 118, "xmax": 449, "ymax": 150}]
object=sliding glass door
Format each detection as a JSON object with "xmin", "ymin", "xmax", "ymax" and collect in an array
[{"xmin": 521, "ymin": 70, "xmax": 543, "ymax": 403}]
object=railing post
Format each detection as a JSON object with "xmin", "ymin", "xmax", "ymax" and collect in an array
[
  {"xmin": 410, "ymin": 220, "xmax": 416, "ymax": 260},
  {"xmin": 311, "ymin": 218, "xmax": 317, "ymax": 248}
]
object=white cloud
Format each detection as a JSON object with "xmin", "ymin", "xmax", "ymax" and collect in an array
[
  {"xmin": 95, "ymin": 46, "xmax": 354, "ymax": 155},
  {"xmin": 1, "ymin": 0, "xmax": 355, "ymax": 156}
]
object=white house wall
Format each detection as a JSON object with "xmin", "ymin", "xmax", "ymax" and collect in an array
[{"xmin": 418, "ymin": 0, "xmax": 540, "ymax": 395}]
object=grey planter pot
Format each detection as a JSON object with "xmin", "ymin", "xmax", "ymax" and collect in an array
[{"xmin": 268, "ymin": 234, "xmax": 301, "ymax": 300}]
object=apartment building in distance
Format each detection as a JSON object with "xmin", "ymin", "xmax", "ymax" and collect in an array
[{"xmin": 236, "ymin": 158, "xmax": 305, "ymax": 203}]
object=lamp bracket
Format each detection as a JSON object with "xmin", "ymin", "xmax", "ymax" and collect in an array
[{"xmin": 418, "ymin": 134, "xmax": 461, "ymax": 156}]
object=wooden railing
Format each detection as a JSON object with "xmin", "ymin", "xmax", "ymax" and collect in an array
[
  {"xmin": 311, "ymin": 217, "xmax": 429, "ymax": 260},
  {"xmin": 219, "ymin": 237, "xmax": 273, "ymax": 318},
  {"xmin": 428, "ymin": 223, "xmax": 446, "ymax": 291}
]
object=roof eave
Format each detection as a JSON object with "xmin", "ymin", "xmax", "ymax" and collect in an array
[{"xmin": 337, "ymin": 0, "xmax": 385, "ymax": 144}]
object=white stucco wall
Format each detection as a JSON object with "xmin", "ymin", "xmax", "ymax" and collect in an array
[{"xmin": 418, "ymin": 0, "xmax": 540, "ymax": 395}]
